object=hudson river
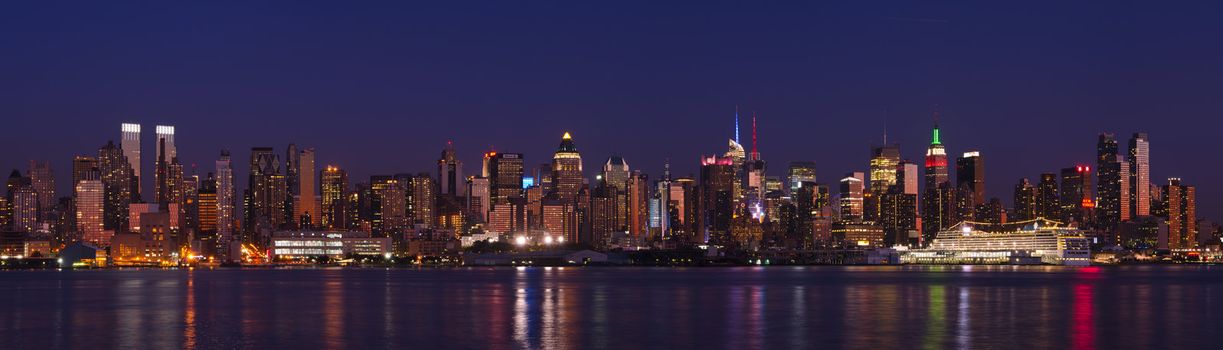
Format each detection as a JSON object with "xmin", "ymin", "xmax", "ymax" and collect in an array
[{"xmin": 1, "ymin": 266, "xmax": 1220, "ymax": 349}]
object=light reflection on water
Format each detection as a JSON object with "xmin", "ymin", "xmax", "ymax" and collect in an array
[{"xmin": 0, "ymin": 265, "xmax": 1221, "ymax": 349}]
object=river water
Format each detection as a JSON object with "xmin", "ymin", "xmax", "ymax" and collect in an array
[{"xmin": 0, "ymin": 265, "xmax": 1220, "ymax": 349}]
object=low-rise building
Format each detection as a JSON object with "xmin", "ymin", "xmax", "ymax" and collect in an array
[{"xmin": 269, "ymin": 231, "xmax": 391, "ymax": 260}]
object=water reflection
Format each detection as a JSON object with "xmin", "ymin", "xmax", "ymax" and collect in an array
[{"xmin": 0, "ymin": 266, "xmax": 1220, "ymax": 349}]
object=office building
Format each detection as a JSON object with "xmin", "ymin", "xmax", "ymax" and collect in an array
[
  {"xmin": 121, "ymin": 123, "xmax": 142, "ymax": 200},
  {"xmin": 1164, "ymin": 178, "xmax": 1196, "ymax": 249},
  {"xmin": 551, "ymin": 133, "xmax": 583, "ymax": 202},
  {"xmin": 1129, "ymin": 133, "xmax": 1150, "ymax": 217}
]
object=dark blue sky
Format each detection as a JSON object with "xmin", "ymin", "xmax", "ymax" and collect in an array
[{"xmin": 3, "ymin": 1, "xmax": 1222, "ymax": 219}]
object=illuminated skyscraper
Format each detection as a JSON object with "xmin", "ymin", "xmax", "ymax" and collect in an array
[
  {"xmin": 438, "ymin": 141, "xmax": 465, "ymax": 197},
  {"xmin": 627, "ymin": 171, "xmax": 649, "ymax": 242},
  {"xmin": 1036, "ymin": 173, "xmax": 1060, "ymax": 220},
  {"xmin": 602, "ymin": 156, "xmax": 630, "ymax": 191},
  {"xmin": 156, "ymin": 125, "xmax": 176, "ymax": 161},
  {"xmin": 215, "ymin": 151, "xmax": 236, "ymax": 248},
  {"xmin": 467, "ymin": 177, "xmax": 490, "ymax": 222},
  {"xmin": 1128, "ymin": 133, "xmax": 1150, "ymax": 217},
  {"xmin": 699, "ymin": 155, "xmax": 735, "ymax": 246},
  {"xmin": 1013, "ymin": 178, "xmax": 1037, "ymax": 222},
  {"xmin": 787, "ymin": 161, "xmax": 817, "ymax": 194},
  {"xmin": 294, "ymin": 147, "xmax": 320, "ymax": 228},
  {"xmin": 247, "ymin": 147, "xmax": 288, "ymax": 234},
  {"xmin": 76, "ymin": 179, "xmax": 105, "ymax": 246},
  {"xmin": 71, "ymin": 156, "xmax": 98, "ymax": 187},
  {"xmin": 321, "ymin": 166, "xmax": 348, "ymax": 230},
  {"xmin": 551, "ymin": 132, "xmax": 583, "ymax": 202},
  {"xmin": 1164, "ymin": 178, "xmax": 1196, "ymax": 249},
  {"xmin": 28, "ymin": 160, "xmax": 55, "ymax": 221},
  {"xmin": 370, "ymin": 176, "xmax": 407, "ymax": 237},
  {"xmin": 408, "ymin": 174, "xmax": 436, "ymax": 228},
  {"xmin": 1060, "ymin": 166, "xmax": 1094, "ymax": 225},
  {"xmin": 921, "ymin": 121, "xmax": 954, "ymax": 243},
  {"xmin": 866, "ymin": 144, "xmax": 900, "ymax": 221},
  {"xmin": 955, "ymin": 151, "xmax": 985, "ymax": 207},
  {"xmin": 121, "ymin": 123, "xmax": 142, "ymax": 200},
  {"xmin": 1096, "ymin": 133, "xmax": 1126, "ymax": 230},
  {"xmin": 198, "ymin": 173, "xmax": 218, "ymax": 235},
  {"xmin": 98, "ymin": 141, "xmax": 133, "ymax": 231},
  {"xmin": 488, "ymin": 152, "xmax": 524, "ymax": 204},
  {"xmin": 9, "ymin": 171, "xmax": 37, "ymax": 232},
  {"xmin": 839, "ymin": 172, "xmax": 865, "ymax": 221}
]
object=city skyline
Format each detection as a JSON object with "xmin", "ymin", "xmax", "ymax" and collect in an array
[{"xmin": 1, "ymin": 119, "xmax": 1213, "ymax": 223}]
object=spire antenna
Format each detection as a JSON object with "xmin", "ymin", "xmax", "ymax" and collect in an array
[{"xmin": 734, "ymin": 105, "xmax": 741, "ymax": 144}]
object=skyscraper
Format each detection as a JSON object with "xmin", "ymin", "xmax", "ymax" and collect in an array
[
  {"xmin": 294, "ymin": 147, "xmax": 320, "ymax": 228},
  {"xmin": 551, "ymin": 132, "xmax": 583, "ymax": 202},
  {"xmin": 699, "ymin": 155, "xmax": 735, "ymax": 245},
  {"xmin": 75, "ymin": 179, "xmax": 105, "ymax": 246},
  {"xmin": 1036, "ymin": 173, "xmax": 1061, "ymax": 220},
  {"xmin": 921, "ymin": 121, "xmax": 955, "ymax": 244},
  {"xmin": 602, "ymin": 156, "xmax": 630, "ymax": 191},
  {"xmin": 156, "ymin": 125, "xmax": 176, "ymax": 161},
  {"xmin": 198, "ymin": 173, "xmax": 218, "ymax": 235},
  {"xmin": 839, "ymin": 172, "xmax": 865, "ymax": 221},
  {"xmin": 955, "ymin": 151, "xmax": 985, "ymax": 207},
  {"xmin": 1096, "ymin": 133, "xmax": 1125, "ymax": 230},
  {"xmin": 787, "ymin": 161, "xmax": 817, "ymax": 194},
  {"xmin": 438, "ymin": 141, "xmax": 465, "ymax": 197},
  {"xmin": 1164, "ymin": 178, "xmax": 1196, "ymax": 249},
  {"xmin": 247, "ymin": 147, "xmax": 288, "ymax": 234},
  {"xmin": 215, "ymin": 151, "xmax": 236, "ymax": 251},
  {"xmin": 370, "ymin": 176, "xmax": 407, "ymax": 237},
  {"xmin": 321, "ymin": 166, "xmax": 349, "ymax": 230},
  {"xmin": 1013, "ymin": 178, "xmax": 1036, "ymax": 222},
  {"xmin": 1128, "ymin": 133, "xmax": 1150, "ymax": 217},
  {"xmin": 71, "ymin": 156, "xmax": 99, "ymax": 187},
  {"xmin": 1060, "ymin": 166, "xmax": 1094, "ymax": 225},
  {"xmin": 488, "ymin": 152, "xmax": 525, "ymax": 204},
  {"xmin": 121, "ymin": 123, "xmax": 142, "ymax": 200},
  {"xmin": 28, "ymin": 160, "xmax": 55, "ymax": 221},
  {"xmin": 98, "ymin": 141, "xmax": 133, "ymax": 231},
  {"xmin": 408, "ymin": 174, "xmax": 436, "ymax": 228}
]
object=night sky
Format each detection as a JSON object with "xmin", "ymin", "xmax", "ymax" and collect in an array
[{"xmin": 3, "ymin": 1, "xmax": 1222, "ymax": 219}]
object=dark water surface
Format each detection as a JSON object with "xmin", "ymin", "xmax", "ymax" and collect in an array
[{"xmin": 1, "ymin": 266, "xmax": 1220, "ymax": 349}]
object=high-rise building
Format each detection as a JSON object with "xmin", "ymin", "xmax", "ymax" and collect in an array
[
  {"xmin": 1060, "ymin": 166, "xmax": 1094, "ymax": 225},
  {"xmin": 71, "ymin": 156, "xmax": 99, "ymax": 187},
  {"xmin": 9, "ymin": 172, "xmax": 38, "ymax": 233},
  {"xmin": 98, "ymin": 141, "xmax": 133, "ymax": 232},
  {"xmin": 551, "ymin": 133, "xmax": 583, "ymax": 202},
  {"xmin": 1128, "ymin": 133, "xmax": 1150, "ymax": 217},
  {"xmin": 1013, "ymin": 178, "xmax": 1037, "ymax": 222},
  {"xmin": 294, "ymin": 148, "xmax": 320, "ymax": 228},
  {"xmin": 627, "ymin": 171, "xmax": 649, "ymax": 242},
  {"xmin": 467, "ymin": 177, "xmax": 490, "ymax": 222},
  {"xmin": 28, "ymin": 160, "xmax": 55, "ymax": 221},
  {"xmin": 438, "ymin": 142, "xmax": 465, "ymax": 197},
  {"xmin": 156, "ymin": 125, "xmax": 176, "ymax": 161},
  {"xmin": 247, "ymin": 147, "xmax": 288, "ymax": 234},
  {"xmin": 488, "ymin": 152, "xmax": 525, "ymax": 204},
  {"xmin": 321, "ymin": 166, "xmax": 349, "ymax": 230},
  {"xmin": 198, "ymin": 173, "xmax": 218, "ymax": 235},
  {"xmin": 1164, "ymin": 178, "xmax": 1196, "ymax": 249},
  {"xmin": 869, "ymin": 144, "xmax": 901, "ymax": 194},
  {"xmin": 75, "ymin": 179, "xmax": 105, "ymax": 246},
  {"xmin": 215, "ymin": 151, "xmax": 236, "ymax": 250},
  {"xmin": 121, "ymin": 123, "xmax": 142, "ymax": 200},
  {"xmin": 955, "ymin": 151, "xmax": 985, "ymax": 207},
  {"xmin": 370, "ymin": 176, "xmax": 407, "ymax": 237},
  {"xmin": 589, "ymin": 179, "xmax": 619, "ymax": 249},
  {"xmin": 699, "ymin": 155, "xmax": 736, "ymax": 246},
  {"xmin": 602, "ymin": 156, "xmax": 630, "ymax": 191},
  {"xmin": 1096, "ymin": 133, "xmax": 1126, "ymax": 230},
  {"xmin": 408, "ymin": 174, "xmax": 436, "ymax": 228},
  {"xmin": 787, "ymin": 162, "xmax": 817, "ymax": 195},
  {"xmin": 1036, "ymin": 173, "xmax": 1060, "ymax": 220},
  {"xmin": 839, "ymin": 172, "xmax": 865, "ymax": 222},
  {"xmin": 921, "ymin": 121, "xmax": 954, "ymax": 244}
]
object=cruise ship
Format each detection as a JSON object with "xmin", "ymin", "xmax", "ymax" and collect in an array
[{"xmin": 902, "ymin": 218, "xmax": 1091, "ymax": 266}]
